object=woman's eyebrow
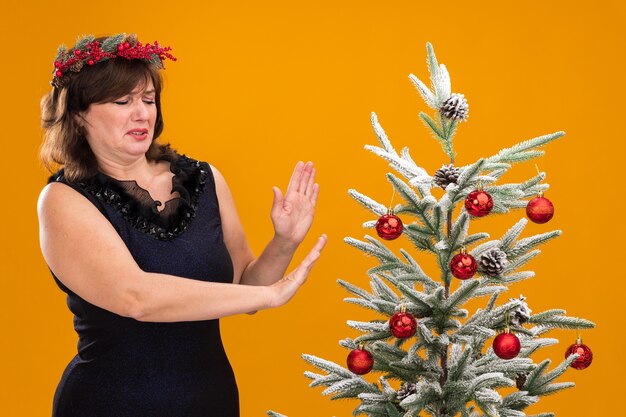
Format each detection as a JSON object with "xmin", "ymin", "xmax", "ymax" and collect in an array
[{"xmin": 130, "ymin": 88, "xmax": 156, "ymax": 96}]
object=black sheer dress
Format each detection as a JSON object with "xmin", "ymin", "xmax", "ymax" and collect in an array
[{"xmin": 46, "ymin": 153, "xmax": 239, "ymax": 417}]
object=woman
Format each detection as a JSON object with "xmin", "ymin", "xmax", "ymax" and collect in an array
[{"xmin": 38, "ymin": 33, "xmax": 326, "ymax": 417}]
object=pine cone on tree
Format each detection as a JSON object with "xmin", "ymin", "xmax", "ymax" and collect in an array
[
  {"xmin": 440, "ymin": 93, "xmax": 469, "ymax": 121},
  {"xmin": 479, "ymin": 248, "xmax": 508, "ymax": 277},
  {"xmin": 516, "ymin": 373, "xmax": 527, "ymax": 390},
  {"xmin": 509, "ymin": 295, "xmax": 532, "ymax": 325},
  {"xmin": 434, "ymin": 164, "xmax": 460, "ymax": 189},
  {"xmin": 396, "ymin": 382, "xmax": 418, "ymax": 401}
]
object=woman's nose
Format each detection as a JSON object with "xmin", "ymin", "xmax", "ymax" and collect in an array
[{"xmin": 132, "ymin": 101, "xmax": 150, "ymax": 120}]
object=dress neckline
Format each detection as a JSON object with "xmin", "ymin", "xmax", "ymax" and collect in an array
[
  {"xmin": 96, "ymin": 159, "xmax": 180, "ymax": 214},
  {"xmin": 76, "ymin": 153, "xmax": 210, "ymax": 240}
]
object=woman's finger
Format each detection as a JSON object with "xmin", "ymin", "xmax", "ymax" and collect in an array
[
  {"xmin": 290, "ymin": 235, "xmax": 326, "ymax": 284},
  {"xmin": 286, "ymin": 161, "xmax": 304, "ymax": 196},
  {"xmin": 298, "ymin": 162, "xmax": 314, "ymax": 193},
  {"xmin": 298, "ymin": 234, "xmax": 327, "ymax": 275},
  {"xmin": 271, "ymin": 186, "xmax": 283, "ymax": 215},
  {"xmin": 273, "ymin": 235, "xmax": 327, "ymax": 307},
  {"xmin": 304, "ymin": 167, "xmax": 316, "ymax": 196},
  {"xmin": 310, "ymin": 183, "xmax": 320, "ymax": 205}
]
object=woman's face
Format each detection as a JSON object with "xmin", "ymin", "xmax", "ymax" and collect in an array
[{"xmin": 80, "ymin": 79, "xmax": 157, "ymax": 163}]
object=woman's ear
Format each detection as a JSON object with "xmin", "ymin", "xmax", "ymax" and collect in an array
[
  {"xmin": 73, "ymin": 113, "xmax": 88, "ymax": 136},
  {"xmin": 74, "ymin": 112, "xmax": 86, "ymax": 129},
  {"xmin": 74, "ymin": 113, "xmax": 82, "ymax": 126}
]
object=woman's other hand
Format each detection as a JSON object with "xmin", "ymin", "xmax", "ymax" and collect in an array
[
  {"xmin": 267, "ymin": 234, "xmax": 327, "ymax": 308},
  {"xmin": 270, "ymin": 161, "xmax": 319, "ymax": 250}
]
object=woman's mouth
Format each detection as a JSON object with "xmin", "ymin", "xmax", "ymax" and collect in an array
[{"xmin": 127, "ymin": 129, "xmax": 149, "ymax": 140}]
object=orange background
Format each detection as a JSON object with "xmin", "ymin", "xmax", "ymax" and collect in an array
[{"xmin": 1, "ymin": 1, "xmax": 624, "ymax": 416}]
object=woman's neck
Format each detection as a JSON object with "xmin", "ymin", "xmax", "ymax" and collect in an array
[{"xmin": 96, "ymin": 154, "xmax": 157, "ymax": 182}]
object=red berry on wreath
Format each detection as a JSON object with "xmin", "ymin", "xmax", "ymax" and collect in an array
[
  {"xmin": 376, "ymin": 211, "xmax": 403, "ymax": 240},
  {"xmin": 450, "ymin": 248, "xmax": 477, "ymax": 280},
  {"xmin": 389, "ymin": 311, "xmax": 417, "ymax": 338},
  {"xmin": 347, "ymin": 346, "xmax": 374, "ymax": 375},
  {"xmin": 526, "ymin": 194, "xmax": 554, "ymax": 224},
  {"xmin": 493, "ymin": 329, "xmax": 521, "ymax": 359},
  {"xmin": 465, "ymin": 189, "xmax": 494, "ymax": 217},
  {"xmin": 565, "ymin": 337, "xmax": 593, "ymax": 370}
]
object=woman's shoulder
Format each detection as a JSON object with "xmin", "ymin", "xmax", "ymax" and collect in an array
[
  {"xmin": 169, "ymin": 154, "xmax": 230, "ymax": 212},
  {"xmin": 38, "ymin": 177, "xmax": 101, "ymax": 224},
  {"xmin": 43, "ymin": 167, "xmax": 98, "ymax": 204},
  {"xmin": 41, "ymin": 167, "xmax": 110, "ymax": 220},
  {"xmin": 165, "ymin": 152, "xmax": 222, "ymax": 192},
  {"xmin": 46, "ymin": 166, "xmax": 68, "ymax": 185},
  {"xmin": 43, "ymin": 167, "xmax": 83, "ymax": 197},
  {"xmin": 169, "ymin": 152, "xmax": 211, "ymax": 173},
  {"xmin": 45, "ymin": 166, "xmax": 98, "ymax": 193},
  {"xmin": 169, "ymin": 152, "xmax": 220, "ymax": 181}
]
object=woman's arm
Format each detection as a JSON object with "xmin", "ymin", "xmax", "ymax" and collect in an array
[
  {"xmin": 37, "ymin": 182, "xmax": 326, "ymax": 322},
  {"xmin": 213, "ymin": 162, "xmax": 319, "ymax": 286}
]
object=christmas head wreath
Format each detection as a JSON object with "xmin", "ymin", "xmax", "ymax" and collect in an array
[{"xmin": 51, "ymin": 33, "xmax": 176, "ymax": 88}]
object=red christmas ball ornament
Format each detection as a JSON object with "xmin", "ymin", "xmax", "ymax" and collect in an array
[
  {"xmin": 526, "ymin": 195, "xmax": 554, "ymax": 224},
  {"xmin": 565, "ymin": 337, "xmax": 593, "ymax": 370},
  {"xmin": 389, "ymin": 311, "xmax": 417, "ymax": 339},
  {"xmin": 465, "ymin": 190, "xmax": 494, "ymax": 217},
  {"xmin": 493, "ymin": 330, "xmax": 521, "ymax": 359},
  {"xmin": 449, "ymin": 249, "xmax": 477, "ymax": 280},
  {"xmin": 376, "ymin": 211, "xmax": 404, "ymax": 240},
  {"xmin": 347, "ymin": 347, "xmax": 374, "ymax": 375}
]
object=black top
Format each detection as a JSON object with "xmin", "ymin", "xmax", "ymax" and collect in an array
[{"xmin": 47, "ymin": 153, "xmax": 239, "ymax": 417}]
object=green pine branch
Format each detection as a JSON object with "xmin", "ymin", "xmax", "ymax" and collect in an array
[
  {"xmin": 349, "ymin": 189, "xmax": 387, "ymax": 216},
  {"xmin": 102, "ymin": 33, "xmax": 125, "ymax": 52},
  {"xmin": 73, "ymin": 35, "xmax": 95, "ymax": 52}
]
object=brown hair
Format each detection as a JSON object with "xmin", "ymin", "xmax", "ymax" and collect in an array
[{"xmin": 40, "ymin": 45, "xmax": 177, "ymax": 182}]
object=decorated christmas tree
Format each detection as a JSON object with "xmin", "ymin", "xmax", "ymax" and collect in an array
[{"xmin": 269, "ymin": 43, "xmax": 595, "ymax": 417}]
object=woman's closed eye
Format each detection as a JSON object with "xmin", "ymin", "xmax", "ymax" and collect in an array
[{"xmin": 113, "ymin": 99, "xmax": 155, "ymax": 105}]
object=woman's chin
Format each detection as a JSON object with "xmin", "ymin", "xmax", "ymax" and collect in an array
[{"xmin": 125, "ymin": 137, "xmax": 153, "ymax": 154}]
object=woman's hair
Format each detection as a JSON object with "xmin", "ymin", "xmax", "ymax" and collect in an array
[{"xmin": 40, "ymin": 42, "xmax": 177, "ymax": 182}]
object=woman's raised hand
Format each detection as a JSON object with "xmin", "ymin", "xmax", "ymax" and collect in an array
[
  {"xmin": 267, "ymin": 234, "xmax": 327, "ymax": 308},
  {"xmin": 270, "ymin": 161, "xmax": 319, "ymax": 249}
]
